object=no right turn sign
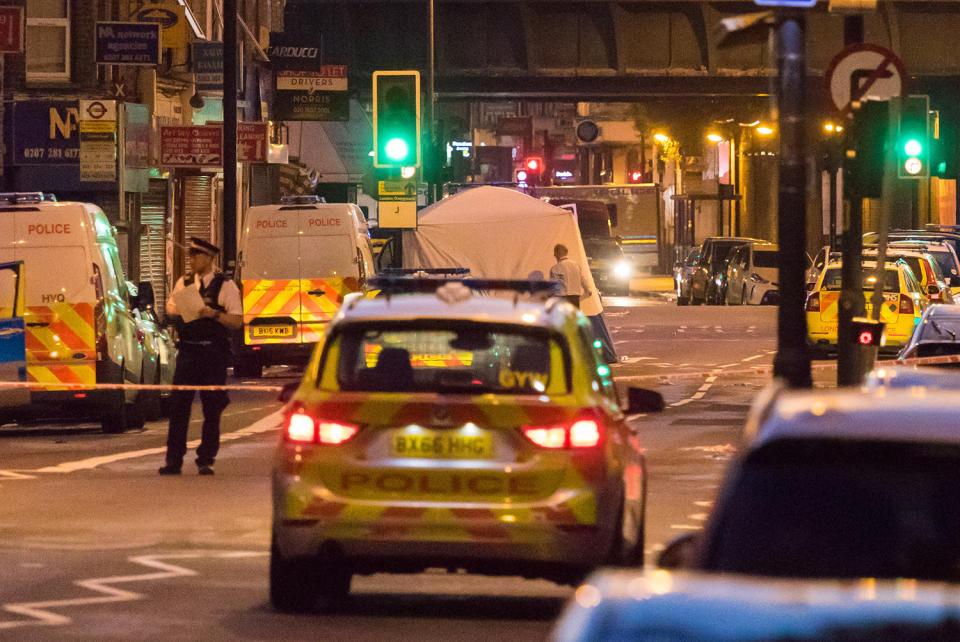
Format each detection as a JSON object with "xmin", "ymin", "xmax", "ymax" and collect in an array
[{"xmin": 826, "ymin": 43, "xmax": 906, "ymax": 115}]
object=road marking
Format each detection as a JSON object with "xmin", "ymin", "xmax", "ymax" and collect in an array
[
  {"xmin": 670, "ymin": 524, "xmax": 702, "ymax": 531},
  {"xmin": 688, "ymin": 513, "xmax": 709, "ymax": 521},
  {"xmin": 741, "ymin": 353, "xmax": 765, "ymax": 362},
  {"xmin": 694, "ymin": 500, "xmax": 714, "ymax": 508},
  {"xmin": 0, "ymin": 551, "xmax": 268, "ymax": 630},
  {"xmin": 30, "ymin": 410, "xmax": 284, "ymax": 474},
  {"xmin": 670, "ymin": 398, "xmax": 692, "ymax": 407},
  {"xmin": 0, "ymin": 471, "xmax": 36, "ymax": 480}
]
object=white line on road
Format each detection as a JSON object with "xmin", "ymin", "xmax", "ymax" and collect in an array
[
  {"xmin": 0, "ymin": 470, "xmax": 36, "ymax": 480},
  {"xmin": 741, "ymin": 354, "xmax": 766, "ymax": 362},
  {"xmin": 694, "ymin": 500, "xmax": 714, "ymax": 508},
  {"xmin": 670, "ymin": 524, "xmax": 702, "ymax": 531},
  {"xmin": 30, "ymin": 409, "xmax": 284, "ymax": 474},
  {"xmin": 688, "ymin": 513, "xmax": 709, "ymax": 521},
  {"xmin": 0, "ymin": 551, "xmax": 267, "ymax": 630}
]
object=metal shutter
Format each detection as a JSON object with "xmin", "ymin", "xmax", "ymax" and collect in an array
[
  {"xmin": 140, "ymin": 178, "xmax": 170, "ymax": 311},
  {"xmin": 182, "ymin": 174, "xmax": 216, "ymax": 275}
]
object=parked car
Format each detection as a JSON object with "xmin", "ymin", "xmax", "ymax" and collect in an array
[
  {"xmin": 805, "ymin": 259, "xmax": 926, "ymax": 357},
  {"xmin": 866, "ymin": 230, "xmax": 960, "ymax": 297},
  {"xmin": 864, "ymin": 365, "xmax": 960, "ymax": 389},
  {"xmin": 725, "ymin": 242, "xmax": 779, "ymax": 305},
  {"xmin": 126, "ymin": 281, "xmax": 176, "ymax": 418},
  {"xmin": 673, "ymin": 247, "xmax": 699, "ymax": 306},
  {"xmin": 897, "ymin": 304, "xmax": 960, "ymax": 362},
  {"xmin": 553, "ymin": 569, "xmax": 960, "ymax": 641},
  {"xmin": 806, "ymin": 245, "xmax": 830, "ymax": 291},
  {"xmin": 689, "ymin": 237, "xmax": 762, "ymax": 305},
  {"xmin": 863, "ymin": 247, "xmax": 953, "ymax": 304},
  {"xmin": 659, "ymin": 384, "xmax": 960, "ymax": 583}
]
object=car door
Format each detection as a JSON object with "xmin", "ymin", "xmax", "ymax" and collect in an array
[{"xmin": 0, "ymin": 261, "xmax": 28, "ymax": 408}]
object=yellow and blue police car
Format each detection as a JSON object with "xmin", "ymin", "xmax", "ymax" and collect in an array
[{"xmin": 270, "ymin": 277, "xmax": 657, "ymax": 611}]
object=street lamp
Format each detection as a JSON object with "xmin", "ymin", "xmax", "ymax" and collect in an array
[
  {"xmin": 756, "ymin": 125, "xmax": 775, "ymax": 136},
  {"xmin": 653, "ymin": 133, "xmax": 670, "ymax": 144},
  {"xmin": 706, "ymin": 133, "xmax": 724, "ymax": 143}
]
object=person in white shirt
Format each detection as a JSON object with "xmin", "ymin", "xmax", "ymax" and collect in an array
[
  {"xmin": 159, "ymin": 237, "xmax": 243, "ymax": 476},
  {"xmin": 549, "ymin": 243, "xmax": 591, "ymax": 308}
]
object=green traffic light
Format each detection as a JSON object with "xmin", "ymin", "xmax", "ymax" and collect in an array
[
  {"xmin": 904, "ymin": 139, "xmax": 923, "ymax": 157},
  {"xmin": 385, "ymin": 137, "xmax": 409, "ymax": 161}
]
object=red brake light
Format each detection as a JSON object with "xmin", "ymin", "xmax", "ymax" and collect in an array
[
  {"xmin": 804, "ymin": 292, "xmax": 820, "ymax": 312},
  {"xmin": 569, "ymin": 419, "xmax": 601, "ymax": 448},
  {"xmin": 318, "ymin": 421, "xmax": 358, "ymax": 445},
  {"xmin": 523, "ymin": 418, "xmax": 602, "ymax": 449},
  {"xmin": 899, "ymin": 293, "xmax": 914, "ymax": 315},
  {"xmin": 286, "ymin": 413, "xmax": 315, "ymax": 442},
  {"xmin": 523, "ymin": 426, "xmax": 567, "ymax": 449},
  {"xmin": 285, "ymin": 412, "xmax": 358, "ymax": 444}
]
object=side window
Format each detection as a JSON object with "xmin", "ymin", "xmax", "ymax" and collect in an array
[
  {"xmin": 100, "ymin": 245, "xmax": 129, "ymax": 302},
  {"xmin": 814, "ymin": 249, "xmax": 826, "ymax": 271}
]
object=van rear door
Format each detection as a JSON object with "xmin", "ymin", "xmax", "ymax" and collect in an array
[
  {"xmin": 0, "ymin": 261, "xmax": 28, "ymax": 407},
  {"xmin": 297, "ymin": 208, "xmax": 361, "ymax": 342},
  {"xmin": 241, "ymin": 209, "xmax": 303, "ymax": 346},
  {"xmin": 14, "ymin": 210, "xmax": 97, "ymax": 390}
]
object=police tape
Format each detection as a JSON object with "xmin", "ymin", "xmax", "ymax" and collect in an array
[
  {"xmin": 612, "ymin": 354, "xmax": 960, "ymax": 384},
  {"xmin": 0, "ymin": 381, "xmax": 286, "ymax": 393}
]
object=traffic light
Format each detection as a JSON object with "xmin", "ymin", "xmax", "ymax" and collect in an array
[
  {"xmin": 850, "ymin": 317, "xmax": 885, "ymax": 347},
  {"xmin": 845, "ymin": 99, "xmax": 888, "ymax": 199},
  {"xmin": 521, "ymin": 156, "xmax": 543, "ymax": 186},
  {"xmin": 897, "ymin": 95, "xmax": 929, "ymax": 179},
  {"xmin": 373, "ymin": 71, "xmax": 421, "ymax": 168}
]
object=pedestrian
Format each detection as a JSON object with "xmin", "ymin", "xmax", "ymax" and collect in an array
[
  {"xmin": 159, "ymin": 238, "xmax": 242, "ymax": 476},
  {"xmin": 549, "ymin": 243, "xmax": 591, "ymax": 308}
]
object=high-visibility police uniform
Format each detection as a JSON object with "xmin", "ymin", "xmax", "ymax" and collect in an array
[{"xmin": 161, "ymin": 239, "xmax": 242, "ymax": 474}]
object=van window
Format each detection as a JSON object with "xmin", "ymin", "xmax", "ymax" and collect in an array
[
  {"xmin": 16, "ymin": 246, "xmax": 93, "ymax": 305},
  {"xmin": 244, "ymin": 236, "xmax": 300, "ymax": 280},
  {"xmin": 101, "ymin": 245, "xmax": 129, "ymax": 300},
  {"xmin": 300, "ymin": 236, "xmax": 357, "ymax": 279},
  {"xmin": 0, "ymin": 267, "xmax": 18, "ymax": 316}
]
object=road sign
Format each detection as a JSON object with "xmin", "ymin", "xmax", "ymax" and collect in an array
[
  {"xmin": 826, "ymin": 43, "xmax": 906, "ymax": 116},
  {"xmin": 378, "ymin": 201, "xmax": 417, "ymax": 229},
  {"xmin": 378, "ymin": 180, "xmax": 416, "ymax": 198}
]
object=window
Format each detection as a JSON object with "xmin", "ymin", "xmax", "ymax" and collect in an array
[{"xmin": 26, "ymin": 0, "xmax": 70, "ymax": 82}]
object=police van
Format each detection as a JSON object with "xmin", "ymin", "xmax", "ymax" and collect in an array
[
  {"xmin": 0, "ymin": 193, "xmax": 170, "ymax": 432},
  {"xmin": 236, "ymin": 196, "xmax": 376, "ymax": 377}
]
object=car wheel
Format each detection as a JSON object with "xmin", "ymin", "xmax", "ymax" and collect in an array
[
  {"xmin": 270, "ymin": 536, "xmax": 318, "ymax": 613},
  {"xmin": 742, "ymin": 286, "xmax": 748, "ymax": 306},
  {"xmin": 100, "ymin": 392, "xmax": 128, "ymax": 434},
  {"xmin": 316, "ymin": 544, "xmax": 353, "ymax": 601},
  {"xmin": 677, "ymin": 292, "xmax": 689, "ymax": 306}
]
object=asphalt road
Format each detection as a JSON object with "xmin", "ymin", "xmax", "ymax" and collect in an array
[{"xmin": 0, "ymin": 299, "xmax": 781, "ymax": 641}]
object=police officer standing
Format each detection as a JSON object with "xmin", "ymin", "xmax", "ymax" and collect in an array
[{"xmin": 159, "ymin": 238, "xmax": 243, "ymax": 476}]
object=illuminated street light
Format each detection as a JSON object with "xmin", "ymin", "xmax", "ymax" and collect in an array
[
  {"xmin": 653, "ymin": 133, "xmax": 670, "ymax": 143},
  {"xmin": 756, "ymin": 125, "xmax": 774, "ymax": 136},
  {"xmin": 824, "ymin": 122, "xmax": 835, "ymax": 133},
  {"xmin": 706, "ymin": 133, "xmax": 724, "ymax": 143}
]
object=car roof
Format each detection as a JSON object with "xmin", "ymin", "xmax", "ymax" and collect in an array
[
  {"xmin": 554, "ymin": 569, "xmax": 960, "ymax": 642},
  {"xmin": 332, "ymin": 293, "xmax": 572, "ymax": 330},
  {"xmin": 864, "ymin": 366, "xmax": 960, "ymax": 391},
  {"xmin": 822, "ymin": 260, "xmax": 902, "ymax": 270},
  {"xmin": 750, "ymin": 243, "xmax": 778, "ymax": 252},
  {"xmin": 747, "ymin": 387, "xmax": 960, "ymax": 448}
]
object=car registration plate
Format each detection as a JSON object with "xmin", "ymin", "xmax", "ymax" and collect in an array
[
  {"xmin": 391, "ymin": 430, "xmax": 493, "ymax": 459},
  {"xmin": 252, "ymin": 325, "xmax": 293, "ymax": 338}
]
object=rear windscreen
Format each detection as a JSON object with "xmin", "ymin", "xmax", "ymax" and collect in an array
[
  {"xmin": 15, "ymin": 247, "xmax": 92, "ymax": 305},
  {"xmin": 334, "ymin": 324, "xmax": 568, "ymax": 394},
  {"xmin": 821, "ymin": 268, "xmax": 899, "ymax": 292}
]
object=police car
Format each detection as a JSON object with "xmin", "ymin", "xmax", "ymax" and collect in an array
[{"xmin": 270, "ymin": 277, "xmax": 659, "ymax": 611}]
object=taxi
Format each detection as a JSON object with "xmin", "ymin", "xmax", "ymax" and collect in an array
[
  {"xmin": 270, "ymin": 277, "xmax": 657, "ymax": 611},
  {"xmin": 805, "ymin": 260, "xmax": 926, "ymax": 356}
]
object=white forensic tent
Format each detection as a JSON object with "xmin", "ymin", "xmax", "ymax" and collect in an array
[{"xmin": 402, "ymin": 186, "xmax": 602, "ymax": 316}]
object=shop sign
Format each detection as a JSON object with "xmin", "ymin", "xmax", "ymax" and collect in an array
[
  {"xmin": 192, "ymin": 41, "xmax": 223, "ymax": 94},
  {"xmin": 12, "ymin": 101, "xmax": 80, "ymax": 165},
  {"xmin": 238, "ymin": 122, "xmax": 268, "ymax": 162},
  {"xmin": 160, "ymin": 125, "xmax": 223, "ymax": 166},
  {"xmin": 95, "ymin": 22, "xmax": 160, "ymax": 65},
  {"xmin": 269, "ymin": 32, "xmax": 348, "ymax": 121},
  {"xmin": 0, "ymin": 6, "xmax": 23, "ymax": 53},
  {"xmin": 133, "ymin": 0, "xmax": 186, "ymax": 50},
  {"xmin": 124, "ymin": 103, "xmax": 150, "ymax": 169},
  {"xmin": 79, "ymin": 100, "xmax": 117, "ymax": 182}
]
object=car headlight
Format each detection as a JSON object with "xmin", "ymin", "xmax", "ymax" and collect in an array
[{"xmin": 613, "ymin": 261, "xmax": 632, "ymax": 279}]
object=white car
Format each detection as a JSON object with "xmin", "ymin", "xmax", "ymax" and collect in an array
[{"xmin": 725, "ymin": 242, "xmax": 779, "ymax": 305}]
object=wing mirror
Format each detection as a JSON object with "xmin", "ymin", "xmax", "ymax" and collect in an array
[
  {"xmin": 136, "ymin": 281, "xmax": 156, "ymax": 311},
  {"xmin": 929, "ymin": 284, "xmax": 941, "ymax": 296},
  {"xmin": 278, "ymin": 381, "xmax": 299, "ymax": 403},
  {"xmin": 626, "ymin": 387, "xmax": 665, "ymax": 413},
  {"xmin": 657, "ymin": 532, "xmax": 700, "ymax": 569}
]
